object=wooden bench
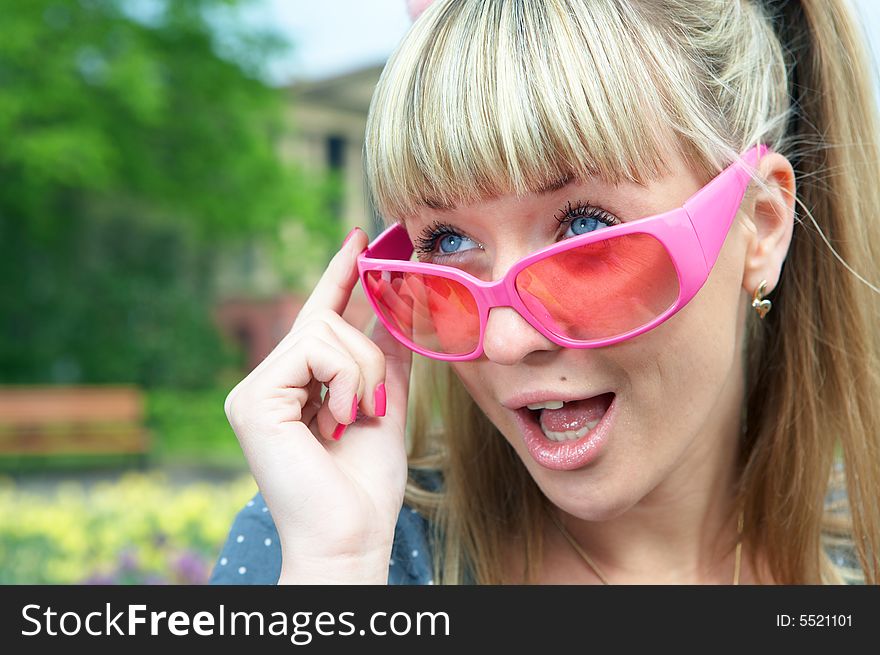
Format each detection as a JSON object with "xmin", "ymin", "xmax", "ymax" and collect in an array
[{"xmin": 0, "ymin": 385, "xmax": 150, "ymax": 458}]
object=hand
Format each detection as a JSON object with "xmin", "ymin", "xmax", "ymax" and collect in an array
[{"xmin": 223, "ymin": 227, "xmax": 414, "ymax": 583}]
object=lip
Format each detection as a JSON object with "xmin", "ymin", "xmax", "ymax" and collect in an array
[{"xmin": 510, "ymin": 392, "xmax": 616, "ymax": 471}]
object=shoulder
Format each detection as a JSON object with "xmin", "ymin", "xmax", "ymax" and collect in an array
[{"xmin": 209, "ymin": 469, "xmax": 444, "ymax": 585}]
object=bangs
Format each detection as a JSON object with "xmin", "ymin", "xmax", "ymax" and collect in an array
[{"xmin": 364, "ymin": 0, "xmax": 725, "ymax": 222}]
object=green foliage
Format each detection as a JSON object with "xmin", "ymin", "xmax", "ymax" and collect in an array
[
  {"xmin": 0, "ymin": 0, "xmax": 295, "ymax": 237},
  {"xmin": 146, "ymin": 387, "xmax": 245, "ymax": 465},
  {"xmin": 0, "ymin": 0, "xmax": 340, "ymax": 387},
  {"xmin": 4, "ymin": 206, "xmax": 246, "ymax": 386}
]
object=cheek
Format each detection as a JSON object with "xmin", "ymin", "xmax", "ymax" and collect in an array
[
  {"xmin": 621, "ymin": 236, "xmax": 746, "ymax": 428},
  {"xmin": 449, "ymin": 362, "xmax": 490, "ymax": 406}
]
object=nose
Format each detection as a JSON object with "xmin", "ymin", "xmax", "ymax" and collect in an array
[{"xmin": 481, "ymin": 305, "xmax": 559, "ymax": 365}]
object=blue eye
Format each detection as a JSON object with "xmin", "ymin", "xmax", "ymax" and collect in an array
[
  {"xmin": 556, "ymin": 202, "xmax": 619, "ymax": 239},
  {"xmin": 565, "ymin": 216, "xmax": 606, "ymax": 237},
  {"xmin": 414, "ymin": 221, "xmax": 479, "ymax": 260},
  {"xmin": 438, "ymin": 232, "xmax": 473, "ymax": 254}
]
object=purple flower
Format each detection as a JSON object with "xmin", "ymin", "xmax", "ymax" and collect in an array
[
  {"xmin": 82, "ymin": 572, "xmax": 118, "ymax": 585},
  {"xmin": 173, "ymin": 550, "xmax": 208, "ymax": 585},
  {"xmin": 118, "ymin": 548, "xmax": 139, "ymax": 573}
]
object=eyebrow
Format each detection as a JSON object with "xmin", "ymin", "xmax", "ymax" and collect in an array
[
  {"xmin": 423, "ymin": 197, "xmax": 454, "ymax": 211},
  {"xmin": 535, "ymin": 175, "xmax": 574, "ymax": 194},
  {"xmin": 422, "ymin": 175, "xmax": 575, "ymax": 212}
]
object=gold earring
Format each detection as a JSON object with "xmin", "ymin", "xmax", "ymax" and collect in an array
[{"xmin": 751, "ymin": 280, "xmax": 772, "ymax": 319}]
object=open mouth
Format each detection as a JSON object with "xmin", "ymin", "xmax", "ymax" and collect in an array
[
  {"xmin": 518, "ymin": 392, "xmax": 615, "ymax": 442},
  {"xmin": 512, "ymin": 392, "xmax": 616, "ymax": 471}
]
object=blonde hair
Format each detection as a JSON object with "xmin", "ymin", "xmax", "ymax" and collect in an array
[{"xmin": 364, "ymin": 0, "xmax": 880, "ymax": 584}]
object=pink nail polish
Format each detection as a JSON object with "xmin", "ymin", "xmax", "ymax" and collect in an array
[
  {"xmin": 332, "ymin": 422, "xmax": 347, "ymax": 441},
  {"xmin": 341, "ymin": 227, "xmax": 359, "ymax": 249},
  {"xmin": 374, "ymin": 383, "xmax": 386, "ymax": 417},
  {"xmin": 332, "ymin": 396, "xmax": 359, "ymax": 441}
]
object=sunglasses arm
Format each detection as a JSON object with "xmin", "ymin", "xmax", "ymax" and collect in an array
[
  {"xmin": 683, "ymin": 144, "xmax": 768, "ymax": 271},
  {"xmin": 364, "ymin": 223, "xmax": 416, "ymax": 261}
]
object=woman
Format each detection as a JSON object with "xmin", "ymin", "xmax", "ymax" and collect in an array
[{"xmin": 211, "ymin": 0, "xmax": 879, "ymax": 585}]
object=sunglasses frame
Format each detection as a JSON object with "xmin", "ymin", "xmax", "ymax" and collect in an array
[{"xmin": 356, "ymin": 144, "xmax": 769, "ymax": 361}]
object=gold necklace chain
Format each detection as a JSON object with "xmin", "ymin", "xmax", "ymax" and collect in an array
[{"xmin": 548, "ymin": 508, "xmax": 745, "ymax": 585}]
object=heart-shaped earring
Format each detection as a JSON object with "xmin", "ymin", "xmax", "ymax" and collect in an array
[{"xmin": 751, "ymin": 279, "xmax": 772, "ymax": 319}]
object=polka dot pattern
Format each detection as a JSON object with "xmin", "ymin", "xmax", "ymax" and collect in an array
[
  {"xmin": 210, "ymin": 473, "xmax": 861, "ymax": 585},
  {"xmin": 207, "ymin": 496, "xmax": 283, "ymax": 585},
  {"xmin": 208, "ymin": 470, "xmax": 445, "ymax": 585},
  {"xmin": 210, "ymin": 467, "xmax": 860, "ymax": 585}
]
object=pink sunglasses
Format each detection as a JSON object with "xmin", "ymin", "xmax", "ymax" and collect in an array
[{"xmin": 357, "ymin": 144, "xmax": 768, "ymax": 361}]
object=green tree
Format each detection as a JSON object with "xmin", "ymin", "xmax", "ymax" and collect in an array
[{"xmin": 0, "ymin": 0, "xmax": 339, "ymax": 387}]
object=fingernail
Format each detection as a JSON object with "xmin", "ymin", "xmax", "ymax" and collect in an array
[
  {"xmin": 374, "ymin": 383, "xmax": 386, "ymax": 417},
  {"xmin": 341, "ymin": 227, "xmax": 359, "ymax": 249},
  {"xmin": 332, "ymin": 422, "xmax": 347, "ymax": 441},
  {"xmin": 332, "ymin": 396, "xmax": 359, "ymax": 441}
]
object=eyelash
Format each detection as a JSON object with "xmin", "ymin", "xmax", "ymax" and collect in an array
[{"xmin": 413, "ymin": 201, "xmax": 621, "ymax": 259}]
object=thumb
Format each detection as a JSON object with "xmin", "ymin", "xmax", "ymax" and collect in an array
[{"xmin": 367, "ymin": 316, "xmax": 413, "ymax": 429}]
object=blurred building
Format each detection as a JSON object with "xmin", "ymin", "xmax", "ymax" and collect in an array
[
  {"xmin": 282, "ymin": 63, "xmax": 384, "ymax": 238},
  {"xmin": 215, "ymin": 64, "xmax": 384, "ymax": 372}
]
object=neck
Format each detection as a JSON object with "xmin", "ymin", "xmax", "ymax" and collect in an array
[{"xmin": 544, "ymin": 365, "xmax": 747, "ymax": 585}]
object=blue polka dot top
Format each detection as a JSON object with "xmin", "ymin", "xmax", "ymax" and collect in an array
[
  {"xmin": 209, "ymin": 468, "xmax": 443, "ymax": 585},
  {"xmin": 210, "ymin": 464, "xmax": 864, "ymax": 585}
]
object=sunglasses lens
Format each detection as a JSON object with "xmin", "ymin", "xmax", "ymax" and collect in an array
[
  {"xmin": 515, "ymin": 233, "xmax": 679, "ymax": 342},
  {"xmin": 363, "ymin": 269, "xmax": 480, "ymax": 356}
]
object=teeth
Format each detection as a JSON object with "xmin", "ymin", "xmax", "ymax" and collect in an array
[
  {"xmin": 525, "ymin": 400, "xmax": 565, "ymax": 411},
  {"xmin": 521, "ymin": 399, "xmax": 605, "ymax": 442},
  {"xmin": 540, "ymin": 418, "xmax": 601, "ymax": 442}
]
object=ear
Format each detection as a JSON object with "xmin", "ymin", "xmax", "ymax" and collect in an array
[{"xmin": 741, "ymin": 151, "xmax": 796, "ymax": 297}]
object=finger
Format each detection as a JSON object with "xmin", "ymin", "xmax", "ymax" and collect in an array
[
  {"xmin": 365, "ymin": 312, "xmax": 413, "ymax": 438},
  {"xmin": 298, "ymin": 386, "xmax": 344, "ymax": 443},
  {"xmin": 294, "ymin": 315, "xmax": 413, "ymax": 445},
  {"xmin": 311, "ymin": 311, "xmax": 389, "ymax": 418},
  {"xmin": 293, "ymin": 227, "xmax": 369, "ymax": 332},
  {"xmin": 255, "ymin": 333, "xmax": 365, "ymax": 428},
  {"xmin": 313, "ymin": 387, "xmax": 350, "ymax": 442},
  {"xmin": 259, "ymin": 311, "xmax": 387, "ymax": 424},
  {"xmin": 363, "ymin": 275, "xmax": 420, "ymax": 339}
]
